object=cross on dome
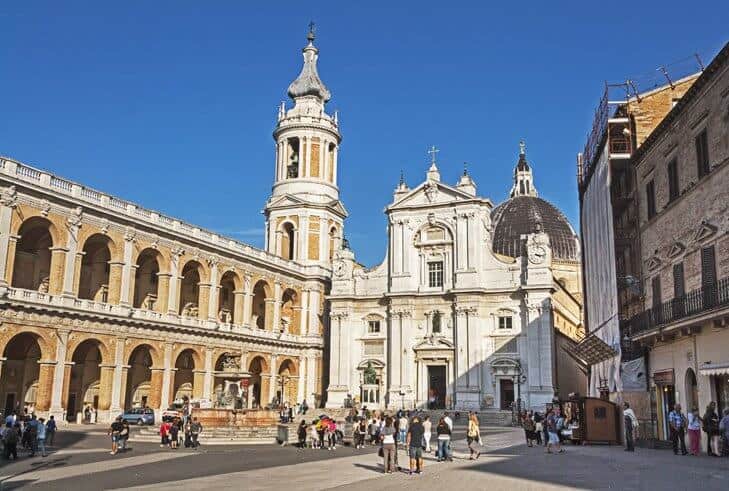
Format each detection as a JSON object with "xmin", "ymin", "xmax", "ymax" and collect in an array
[{"xmin": 428, "ymin": 145, "xmax": 440, "ymax": 165}]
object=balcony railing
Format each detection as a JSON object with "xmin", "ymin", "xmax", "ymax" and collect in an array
[{"xmin": 629, "ymin": 277, "xmax": 729, "ymax": 336}]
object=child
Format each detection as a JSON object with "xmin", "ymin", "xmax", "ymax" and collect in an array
[{"xmin": 309, "ymin": 423, "xmax": 319, "ymax": 449}]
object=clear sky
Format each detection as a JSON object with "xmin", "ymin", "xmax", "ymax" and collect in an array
[{"xmin": 2, "ymin": 1, "xmax": 727, "ymax": 266}]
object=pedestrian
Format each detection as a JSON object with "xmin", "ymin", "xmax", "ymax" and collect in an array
[
  {"xmin": 3, "ymin": 422, "xmax": 18, "ymax": 460},
  {"xmin": 687, "ymin": 406, "xmax": 701, "ymax": 456},
  {"xmin": 35, "ymin": 417, "xmax": 47, "ymax": 457},
  {"xmin": 542, "ymin": 409, "xmax": 552, "ymax": 447},
  {"xmin": 159, "ymin": 421, "xmax": 170, "ymax": 448},
  {"xmin": 443, "ymin": 411, "xmax": 454, "ymax": 460},
  {"xmin": 288, "ymin": 405, "xmax": 294, "ymax": 423},
  {"xmin": 533, "ymin": 411, "xmax": 543, "ymax": 445},
  {"xmin": 522, "ymin": 411, "xmax": 536, "ymax": 447},
  {"xmin": 45, "ymin": 415, "xmax": 57, "ymax": 447},
  {"xmin": 27, "ymin": 415, "xmax": 39, "ymax": 457},
  {"xmin": 422, "ymin": 415, "xmax": 432, "ymax": 453},
  {"xmin": 309, "ymin": 421, "xmax": 319, "ymax": 449},
  {"xmin": 108, "ymin": 416, "xmax": 123, "ymax": 455},
  {"xmin": 668, "ymin": 403, "xmax": 688, "ymax": 456},
  {"xmin": 406, "ymin": 415, "xmax": 425, "ymax": 475},
  {"xmin": 355, "ymin": 419, "xmax": 367, "ymax": 449},
  {"xmin": 380, "ymin": 416, "xmax": 396, "ymax": 474},
  {"xmin": 184, "ymin": 420, "xmax": 192, "ymax": 448},
  {"xmin": 718, "ymin": 408, "xmax": 729, "ymax": 457},
  {"xmin": 623, "ymin": 402, "xmax": 638, "ymax": 452},
  {"xmin": 546, "ymin": 408, "xmax": 564, "ymax": 454},
  {"xmin": 190, "ymin": 417, "xmax": 202, "ymax": 449},
  {"xmin": 436, "ymin": 416, "xmax": 452, "ymax": 462},
  {"xmin": 703, "ymin": 401, "xmax": 720, "ymax": 456},
  {"xmin": 119, "ymin": 419, "xmax": 130, "ymax": 452},
  {"xmin": 297, "ymin": 420, "xmax": 307, "ymax": 449},
  {"xmin": 301, "ymin": 399, "xmax": 308, "ymax": 415},
  {"xmin": 398, "ymin": 414, "xmax": 408, "ymax": 445},
  {"xmin": 327, "ymin": 419, "xmax": 337, "ymax": 450},
  {"xmin": 467, "ymin": 412, "xmax": 481, "ymax": 460}
]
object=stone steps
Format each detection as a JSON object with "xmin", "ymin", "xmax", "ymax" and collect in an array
[{"xmin": 131, "ymin": 426, "xmax": 279, "ymax": 445}]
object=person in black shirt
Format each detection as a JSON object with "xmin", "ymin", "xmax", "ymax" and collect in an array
[
  {"xmin": 406, "ymin": 416, "xmax": 425, "ymax": 475},
  {"xmin": 108, "ymin": 417, "xmax": 124, "ymax": 455}
]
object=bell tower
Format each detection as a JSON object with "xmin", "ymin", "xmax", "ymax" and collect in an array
[{"xmin": 264, "ymin": 25, "xmax": 347, "ymax": 266}]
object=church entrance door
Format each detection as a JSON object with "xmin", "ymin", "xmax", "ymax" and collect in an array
[
  {"xmin": 499, "ymin": 379, "xmax": 515, "ymax": 410},
  {"xmin": 427, "ymin": 365, "xmax": 446, "ymax": 409}
]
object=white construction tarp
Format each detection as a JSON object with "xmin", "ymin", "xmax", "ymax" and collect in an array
[{"xmin": 582, "ymin": 145, "xmax": 622, "ymax": 395}]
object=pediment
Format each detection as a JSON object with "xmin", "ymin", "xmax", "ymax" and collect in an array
[
  {"xmin": 645, "ymin": 256, "xmax": 662, "ymax": 272},
  {"xmin": 390, "ymin": 181, "xmax": 475, "ymax": 210},
  {"xmin": 692, "ymin": 221, "xmax": 717, "ymax": 244},
  {"xmin": 267, "ymin": 194, "xmax": 305, "ymax": 209},
  {"xmin": 413, "ymin": 336, "xmax": 455, "ymax": 351},
  {"xmin": 667, "ymin": 242, "xmax": 685, "ymax": 258},
  {"xmin": 326, "ymin": 199, "xmax": 349, "ymax": 217}
]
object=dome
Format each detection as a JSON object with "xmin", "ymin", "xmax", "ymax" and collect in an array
[
  {"xmin": 287, "ymin": 30, "xmax": 331, "ymax": 103},
  {"xmin": 491, "ymin": 195, "xmax": 579, "ymax": 261}
]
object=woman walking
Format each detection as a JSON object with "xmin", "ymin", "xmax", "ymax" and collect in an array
[
  {"xmin": 703, "ymin": 402, "xmax": 720, "ymax": 456},
  {"xmin": 380, "ymin": 416, "xmax": 397, "ymax": 474},
  {"xmin": 467, "ymin": 413, "xmax": 481, "ymax": 460},
  {"xmin": 297, "ymin": 420, "xmax": 307, "ymax": 449},
  {"xmin": 436, "ymin": 417, "xmax": 452, "ymax": 462},
  {"xmin": 422, "ymin": 416, "xmax": 432, "ymax": 453},
  {"xmin": 522, "ymin": 411, "xmax": 536, "ymax": 447},
  {"xmin": 687, "ymin": 406, "xmax": 701, "ymax": 456}
]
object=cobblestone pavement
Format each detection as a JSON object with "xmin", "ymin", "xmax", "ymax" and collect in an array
[{"xmin": 0, "ymin": 424, "xmax": 727, "ymax": 490}]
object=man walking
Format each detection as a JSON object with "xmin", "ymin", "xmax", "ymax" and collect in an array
[
  {"xmin": 406, "ymin": 415, "xmax": 425, "ymax": 475},
  {"xmin": 398, "ymin": 414, "xmax": 409, "ymax": 445},
  {"xmin": 668, "ymin": 403, "xmax": 688, "ymax": 456},
  {"xmin": 36, "ymin": 418, "xmax": 48, "ymax": 457},
  {"xmin": 623, "ymin": 402, "xmax": 638, "ymax": 452},
  {"xmin": 443, "ymin": 412, "xmax": 454, "ymax": 460},
  {"xmin": 45, "ymin": 415, "xmax": 57, "ymax": 446},
  {"xmin": 190, "ymin": 417, "xmax": 203, "ymax": 449}
]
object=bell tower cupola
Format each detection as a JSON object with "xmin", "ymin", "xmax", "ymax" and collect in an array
[
  {"xmin": 510, "ymin": 140, "xmax": 538, "ymax": 198},
  {"xmin": 264, "ymin": 24, "xmax": 347, "ymax": 267}
]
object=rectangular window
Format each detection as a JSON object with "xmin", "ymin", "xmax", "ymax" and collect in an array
[
  {"xmin": 651, "ymin": 276, "xmax": 662, "ymax": 309},
  {"xmin": 498, "ymin": 316, "xmax": 513, "ymax": 330},
  {"xmin": 428, "ymin": 261, "xmax": 444, "ymax": 288},
  {"xmin": 695, "ymin": 129, "xmax": 710, "ymax": 178},
  {"xmin": 701, "ymin": 245, "xmax": 717, "ymax": 308},
  {"xmin": 667, "ymin": 159, "xmax": 679, "ymax": 202},
  {"xmin": 367, "ymin": 320, "xmax": 381, "ymax": 334},
  {"xmin": 646, "ymin": 180, "xmax": 656, "ymax": 219}
]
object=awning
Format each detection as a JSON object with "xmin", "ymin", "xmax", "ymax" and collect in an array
[
  {"xmin": 700, "ymin": 362, "xmax": 729, "ymax": 376},
  {"xmin": 565, "ymin": 333, "xmax": 618, "ymax": 366}
]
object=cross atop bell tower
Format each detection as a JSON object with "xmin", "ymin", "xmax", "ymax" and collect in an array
[{"xmin": 264, "ymin": 26, "xmax": 347, "ymax": 267}]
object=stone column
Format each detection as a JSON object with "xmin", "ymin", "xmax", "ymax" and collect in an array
[
  {"xmin": 232, "ymin": 291, "xmax": 245, "ymax": 325},
  {"xmin": 36, "ymin": 361, "xmax": 56, "ymax": 412},
  {"xmin": 3, "ymin": 235, "xmax": 18, "ymax": 287},
  {"xmin": 107, "ymin": 261, "xmax": 124, "ymax": 304},
  {"xmin": 148, "ymin": 369, "xmax": 164, "ymax": 410},
  {"xmin": 269, "ymin": 354, "xmax": 279, "ymax": 405},
  {"xmin": 110, "ymin": 338, "xmax": 125, "ymax": 413},
  {"xmin": 467, "ymin": 212, "xmax": 477, "ymax": 269},
  {"xmin": 119, "ymin": 231, "xmax": 135, "ymax": 306},
  {"xmin": 48, "ymin": 247, "xmax": 67, "ymax": 295},
  {"xmin": 198, "ymin": 283, "xmax": 210, "ymax": 320},
  {"xmin": 0, "ymin": 186, "xmax": 17, "ymax": 286},
  {"xmin": 242, "ymin": 274, "xmax": 253, "ymax": 326},
  {"xmin": 273, "ymin": 281, "xmax": 282, "ymax": 331},
  {"xmin": 207, "ymin": 261, "xmax": 219, "ymax": 321},
  {"xmin": 192, "ymin": 370, "xmax": 206, "ymax": 399},
  {"xmin": 61, "ymin": 362, "xmax": 73, "ymax": 415},
  {"xmin": 456, "ymin": 213, "xmax": 468, "ymax": 270},
  {"xmin": 62, "ymin": 211, "xmax": 82, "ymax": 296},
  {"xmin": 299, "ymin": 216, "xmax": 309, "ymax": 262},
  {"xmin": 393, "ymin": 220, "xmax": 402, "ymax": 274},
  {"xmin": 202, "ymin": 348, "xmax": 214, "ymax": 400},
  {"xmin": 159, "ymin": 343, "xmax": 174, "ymax": 410},
  {"xmin": 97, "ymin": 365, "xmax": 115, "ymax": 411},
  {"xmin": 306, "ymin": 355, "xmax": 317, "ymax": 405},
  {"xmin": 297, "ymin": 357, "xmax": 306, "ymax": 404},
  {"xmin": 119, "ymin": 366, "xmax": 130, "ymax": 410},
  {"xmin": 308, "ymin": 289, "xmax": 320, "ymax": 335},
  {"xmin": 166, "ymin": 248, "xmax": 183, "ymax": 315},
  {"xmin": 300, "ymin": 289, "xmax": 310, "ymax": 335},
  {"xmin": 454, "ymin": 307, "xmax": 469, "ymax": 390},
  {"xmin": 156, "ymin": 273, "xmax": 170, "ymax": 313},
  {"xmin": 49, "ymin": 329, "xmax": 70, "ymax": 417}
]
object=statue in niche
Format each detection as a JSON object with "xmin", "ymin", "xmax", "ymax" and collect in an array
[
  {"xmin": 363, "ymin": 361, "xmax": 377, "ymax": 385},
  {"xmin": 221, "ymin": 354, "xmax": 240, "ymax": 371}
]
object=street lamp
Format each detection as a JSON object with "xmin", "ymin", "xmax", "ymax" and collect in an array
[{"xmin": 399, "ymin": 389, "xmax": 406, "ymax": 410}]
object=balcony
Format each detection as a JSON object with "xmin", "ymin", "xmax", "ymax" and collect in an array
[
  {"xmin": 629, "ymin": 277, "xmax": 729, "ymax": 339},
  {"xmin": 2, "ymin": 287, "xmax": 323, "ymax": 348}
]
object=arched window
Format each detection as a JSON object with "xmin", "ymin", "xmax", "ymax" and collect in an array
[{"xmin": 281, "ymin": 223, "xmax": 295, "ymax": 260}]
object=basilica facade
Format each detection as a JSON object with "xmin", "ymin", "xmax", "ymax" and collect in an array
[{"xmin": 327, "ymin": 148, "xmax": 586, "ymax": 411}]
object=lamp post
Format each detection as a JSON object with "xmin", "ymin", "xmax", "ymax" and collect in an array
[{"xmin": 399, "ymin": 389, "xmax": 406, "ymax": 410}]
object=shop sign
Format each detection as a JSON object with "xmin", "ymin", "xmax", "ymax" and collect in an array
[{"xmin": 653, "ymin": 369, "xmax": 674, "ymax": 385}]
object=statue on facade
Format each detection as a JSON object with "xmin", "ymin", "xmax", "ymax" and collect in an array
[{"xmin": 363, "ymin": 361, "xmax": 377, "ymax": 385}]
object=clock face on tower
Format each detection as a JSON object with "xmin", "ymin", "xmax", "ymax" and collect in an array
[
  {"xmin": 528, "ymin": 245, "xmax": 547, "ymax": 264},
  {"xmin": 333, "ymin": 260, "xmax": 346, "ymax": 278}
]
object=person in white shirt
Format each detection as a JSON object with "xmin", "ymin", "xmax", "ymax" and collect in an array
[
  {"xmin": 422, "ymin": 416, "xmax": 432, "ymax": 453},
  {"xmin": 443, "ymin": 412, "xmax": 454, "ymax": 460},
  {"xmin": 398, "ymin": 416, "xmax": 408, "ymax": 444}
]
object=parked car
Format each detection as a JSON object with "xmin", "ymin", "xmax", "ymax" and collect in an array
[{"xmin": 120, "ymin": 407, "xmax": 155, "ymax": 425}]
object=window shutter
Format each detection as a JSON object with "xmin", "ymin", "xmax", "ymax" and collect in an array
[
  {"xmin": 673, "ymin": 263, "xmax": 685, "ymax": 298},
  {"xmin": 701, "ymin": 246, "xmax": 716, "ymax": 287},
  {"xmin": 651, "ymin": 276, "xmax": 661, "ymax": 308}
]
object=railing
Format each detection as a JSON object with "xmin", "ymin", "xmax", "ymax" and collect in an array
[
  {"xmin": 629, "ymin": 277, "xmax": 729, "ymax": 336},
  {"xmin": 609, "ymin": 136, "xmax": 632, "ymax": 154}
]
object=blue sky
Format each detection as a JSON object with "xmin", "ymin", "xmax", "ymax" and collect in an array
[{"xmin": 2, "ymin": 2, "xmax": 727, "ymax": 267}]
